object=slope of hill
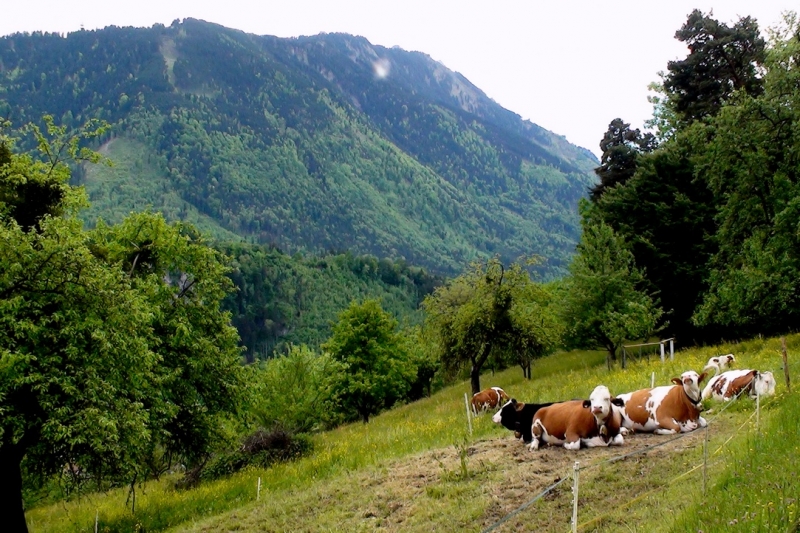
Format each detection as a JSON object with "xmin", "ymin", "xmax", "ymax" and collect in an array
[
  {"xmin": 0, "ymin": 19, "xmax": 598, "ymax": 278},
  {"xmin": 25, "ymin": 335, "xmax": 795, "ymax": 532}
]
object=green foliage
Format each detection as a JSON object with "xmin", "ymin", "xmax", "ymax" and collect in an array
[
  {"xmin": 688, "ymin": 14, "xmax": 800, "ymax": 335},
  {"xmin": 187, "ymin": 429, "xmax": 312, "ymax": 486},
  {"xmin": 662, "ymin": 9, "xmax": 766, "ymax": 125},
  {"xmin": 423, "ymin": 258, "xmax": 562, "ymax": 392},
  {"xmin": 0, "ymin": 20, "xmax": 598, "ymax": 279},
  {"xmin": 558, "ymin": 219, "xmax": 663, "ymax": 364},
  {"xmin": 222, "ymin": 243, "xmax": 440, "ymax": 360},
  {"xmin": 322, "ymin": 299, "xmax": 416, "ymax": 423},
  {"xmin": 250, "ymin": 345, "xmax": 345, "ymax": 433},
  {"xmin": 0, "ymin": 120, "xmax": 246, "ymax": 530},
  {"xmin": 590, "ymin": 118, "xmax": 656, "ymax": 201}
]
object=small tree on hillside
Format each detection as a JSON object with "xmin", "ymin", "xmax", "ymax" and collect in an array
[
  {"xmin": 322, "ymin": 299, "xmax": 415, "ymax": 423},
  {"xmin": 559, "ymin": 219, "xmax": 663, "ymax": 368},
  {"xmin": 422, "ymin": 258, "xmax": 561, "ymax": 394}
]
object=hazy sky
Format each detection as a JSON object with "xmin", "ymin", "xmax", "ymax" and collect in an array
[{"xmin": 2, "ymin": 1, "xmax": 793, "ymax": 157}]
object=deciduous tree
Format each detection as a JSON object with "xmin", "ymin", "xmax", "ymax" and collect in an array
[{"xmin": 322, "ymin": 299, "xmax": 415, "ymax": 423}]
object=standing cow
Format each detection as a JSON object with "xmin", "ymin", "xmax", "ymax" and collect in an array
[
  {"xmin": 471, "ymin": 387, "xmax": 510, "ymax": 415},
  {"xmin": 702, "ymin": 369, "xmax": 776, "ymax": 401},
  {"xmin": 704, "ymin": 354, "xmax": 736, "ymax": 374},
  {"xmin": 528, "ymin": 385, "xmax": 626, "ymax": 451},
  {"xmin": 617, "ymin": 370, "xmax": 707, "ymax": 434}
]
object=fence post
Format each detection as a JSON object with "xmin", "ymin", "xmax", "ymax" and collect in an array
[
  {"xmin": 670, "ymin": 339, "xmax": 674, "ymax": 360},
  {"xmin": 702, "ymin": 425, "xmax": 709, "ymax": 495},
  {"xmin": 782, "ymin": 337, "xmax": 791, "ymax": 392},
  {"xmin": 660, "ymin": 342, "xmax": 665, "ymax": 363},
  {"xmin": 756, "ymin": 391, "xmax": 760, "ymax": 433},
  {"xmin": 464, "ymin": 393, "xmax": 473, "ymax": 436},
  {"xmin": 572, "ymin": 461, "xmax": 580, "ymax": 533},
  {"xmin": 257, "ymin": 476, "xmax": 262, "ymax": 501},
  {"xmin": 95, "ymin": 510, "xmax": 98, "ymax": 533},
  {"xmin": 651, "ymin": 372, "xmax": 655, "ymax": 389}
]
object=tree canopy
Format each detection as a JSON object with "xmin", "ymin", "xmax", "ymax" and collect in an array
[
  {"xmin": 422, "ymin": 258, "xmax": 561, "ymax": 393},
  {"xmin": 0, "ymin": 119, "xmax": 245, "ymax": 532},
  {"xmin": 322, "ymin": 299, "xmax": 415, "ymax": 423},
  {"xmin": 558, "ymin": 219, "xmax": 663, "ymax": 367}
]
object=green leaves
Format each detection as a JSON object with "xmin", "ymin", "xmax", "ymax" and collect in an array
[
  {"xmin": 558, "ymin": 220, "xmax": 663, "ymax": 361},
  {"xmin": 322, "ymin": 299, "xmax": 415, "ymax": 423}
]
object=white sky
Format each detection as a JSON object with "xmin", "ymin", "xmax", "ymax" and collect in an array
[{"xmin": 2, "ymin": 1, "xmax": 793, "ymax": 158}]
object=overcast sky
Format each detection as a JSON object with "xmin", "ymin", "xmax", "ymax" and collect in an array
[{"xmin": 2, "ymin": 1, "xmax": 793, "ymax": 158}]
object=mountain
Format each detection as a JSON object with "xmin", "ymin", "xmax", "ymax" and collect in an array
[{"xmin": 0, "ymin": 18, "xmax": 598, "ymax": 278}]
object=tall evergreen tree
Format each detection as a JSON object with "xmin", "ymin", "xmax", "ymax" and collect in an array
[
  {"xmin": 590, "ymin": 118, "xmax": 656, "ymax": 201},
  {"xmin": 663, "ymin": 9, "xmax": 766, "ymax": 124}
]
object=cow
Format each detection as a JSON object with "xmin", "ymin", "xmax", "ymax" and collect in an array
[
  {"xmin": 492, "ymin": 399, "xmax": 556, "ymax": 443},
  {"xmin": 617, "ymin": 370, "xmax": 707, "ymax": 435},
  {"xmin": 704, "ymin": 353, "xmax": 735, "ymax": 374},
  {"xmin": 471, "ymin": 387, "xmax": 510, "ymax": 415},
  {"xmin": 527, "ymin": 385, "xmax": 626, "ymax": 451},
  {"xmin": 702, "ymin": 369, "xmax": 776, "ymax": 401}
]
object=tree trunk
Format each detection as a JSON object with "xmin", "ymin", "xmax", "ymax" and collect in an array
[
  {"xmin": 470, "ymin": 364, "xmax": 481, "ymax": 395},
  {"xmin": 0, "ymin": 445, "xmax": 28, "ymax": 533}
]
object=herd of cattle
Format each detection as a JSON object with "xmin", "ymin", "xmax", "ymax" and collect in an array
[{"xmin": 469, "ymin": 354, "xmax": 777, "ymax": 451}]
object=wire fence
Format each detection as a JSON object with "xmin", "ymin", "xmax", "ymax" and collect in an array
[{"xmin": 479, "ymin": 385, "xmax": 773, "ymax": 533}]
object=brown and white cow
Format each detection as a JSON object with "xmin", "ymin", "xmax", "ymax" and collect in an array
[
  {"xmin": 704, "ymin": 353, "xmax": 735, "ymax": 374},
  {"xmin": 471, "ymin": 387, "xmax": 510, "ymax": 415},
  {"xmin": 617, "ymin": 371, "xmax": 707, "ymax": 435},
  {"xmin": 702, "ymin": 369, "xmax": 776, "ymax": 401},
  {"xmin": 529, "ymin": 385, "xmax": 625, "ymax": 451}
]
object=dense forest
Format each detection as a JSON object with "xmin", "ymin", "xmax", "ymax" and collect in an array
[{"xmin": 0, "ymin": 19, "xmax": 598, "ymax": 279}]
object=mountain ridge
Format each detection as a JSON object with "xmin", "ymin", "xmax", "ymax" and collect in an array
[{"xmin": 0, "ymin": 18, "xmax": 598, "ymax": 277}]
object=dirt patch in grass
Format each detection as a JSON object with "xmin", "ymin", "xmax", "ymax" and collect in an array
[{"xmin": 180, "ymin": 426, "xmax": 714, "ymax": 533}]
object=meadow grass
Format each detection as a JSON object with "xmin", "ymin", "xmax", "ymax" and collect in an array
[{"xmin": 26, "ymin": 336, "xmax": 798, "ymax": 532}]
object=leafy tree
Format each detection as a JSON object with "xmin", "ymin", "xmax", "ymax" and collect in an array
[
  {"xmin": 587, "ymin": 135, "xmax": 718, "ymax": 344},
  {"xmin": 0, "ymin": 121, "xmax": 245, "ymax": 531},
  {"xmin": 662, "ymin": 9, "xmax": 766, "ymax": 124},
  {"xmin": 692, "ymin": 15, "xmax": 800, "ymax": 334},
  {"xmin": 90, "ymin": 211, "xmax": 246, "ymax": 470},
  {"xmin": 251, "ymin": 344, "xmax": 345, "ymax": 433},
  {"xmin": 590, "ymin": 118, "xmax": 656, "ymax": 201},
  {"xmin": 559, "ymin": 219, "xmax": 663, "ymax": 367},
  {"xmin": 322, "ymin": 299, "xmax": 415, "ymax": 423},
  {"xmin": 422, "ymin": 258, "xmax": 561, "ymax": 394}
]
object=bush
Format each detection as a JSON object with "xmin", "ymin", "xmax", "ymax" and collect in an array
[{"xmin": 179, "ymin": 428, "xmax": 312, "ymax": 488}]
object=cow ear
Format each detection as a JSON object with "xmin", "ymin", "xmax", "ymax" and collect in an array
[
  {"xmin": 671, "ymin": 377, "xmax": 682, "ymax": 386},
  {"xmin": 611, "ymin": 397, "xmax": 625, "ymax": 407},
  {"xmin": 582, "ymin": 400, "xmax": 591, "ymax": 408}
]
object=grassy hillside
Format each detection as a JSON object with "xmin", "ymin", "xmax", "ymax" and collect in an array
[
  {"xmin": 0, "ymin": 19, "xmax": 598, "ymax": 278},
  {"xmin": 26, "ymin": 335, "xmax": 797, "ymax": 532}
]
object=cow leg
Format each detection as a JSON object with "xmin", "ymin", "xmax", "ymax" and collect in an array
[
  {"xmin": 698, "ymin": 416, "xmax": 707, "ymax": 428},
  {"xmin": 564, "ymin": 429, "xmax": 581, "ymax": 450},
  {"xmin": 530, "ymin": 420, "xmax": 545, "ymax": 451},
  {"xmin": 654, "ymin": 417, "xmax": 680, "ymax": 435},
  {"xmin": 610, "ymin": 434, "xmax": 624, "ymax": 446}
]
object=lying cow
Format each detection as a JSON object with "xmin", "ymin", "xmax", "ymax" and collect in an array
[
  {"xmin": 492, "ymin": 399, "xmax": 556, "ymax": 443},
  {"xmin": 528, "ymin": 385, "xmax": 625, "ymax": 451},
  {"xmin": 702, "ymin": 369, "xmax": 776, "ymax": 401},
  {"xmin": 617, "ymin": 370, "xmax": 707, "ymax": 434},
  {"xmin": 471, "ymin": 387, "xmax": 510, "ymax": 415},
  {"xmin": 704, "ymin": 353, "xmax": 735, "ymax": 374}
]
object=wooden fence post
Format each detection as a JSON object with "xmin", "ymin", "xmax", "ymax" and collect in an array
[
  {"xmin": 782, "ymin": 337, "xmax": 791, "ymax": 392},
  {"xmin": 464, "ymin": 393, "xmax": 473, "ymax": 436}
]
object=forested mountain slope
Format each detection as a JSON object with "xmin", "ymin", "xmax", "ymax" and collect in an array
[{"xmin": 0, "ymin": 18, "xmax": 598, "ymax": 277}]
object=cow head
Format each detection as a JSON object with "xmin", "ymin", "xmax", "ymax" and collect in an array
[
  {"xmin": 492, "ymin": 398, "xmax": 523, "ymax": 429},
  {"xmin": 581, "ymin": 385, "xmax": 623, "ymax": 422},
  {"xmin": 671, "ymin": 370, "xmax": 706, "ymax": 404},
  {"xmin": 753, "ymin": 371, "xmax": 777, "ymax": 397}
]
